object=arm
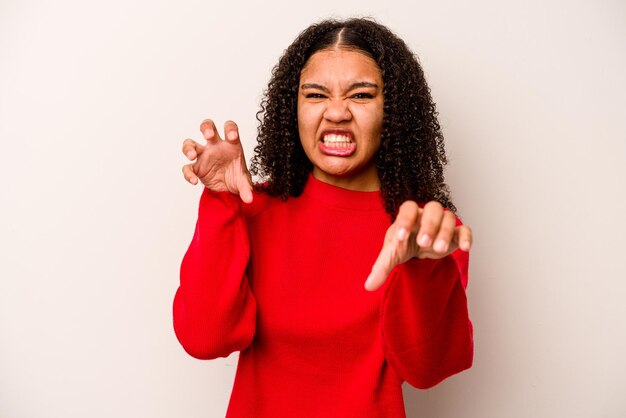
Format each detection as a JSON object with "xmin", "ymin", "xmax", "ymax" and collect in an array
[
  {"xmin": 381, "ymin": 250, "xmax": 473, "ymax": 389},
  {"xmin": 173, "ymin": 188, "xmax": 256, "ymax": 359},
  {"xmin": 174, "ymin": 119, "xmax": 256, "ymax": 359},
  {"xmin": 365, "ymin": 200, "xmax": 474, "ymax": 387}
]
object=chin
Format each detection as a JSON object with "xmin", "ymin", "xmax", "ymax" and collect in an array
[{"xmin": 318, "ymin": 166, "xmax": 354, "ymax": 178}]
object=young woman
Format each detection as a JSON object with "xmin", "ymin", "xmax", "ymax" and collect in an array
[{"xmin": 174, "ymin": 18, "xmax": 473, "ymax": 418}]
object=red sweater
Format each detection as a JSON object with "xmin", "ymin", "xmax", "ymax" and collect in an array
[{"xmin": 173, "ymin": 176, "xmax": 473, "ymax": 417}]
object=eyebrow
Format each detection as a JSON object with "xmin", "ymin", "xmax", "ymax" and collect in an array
[{"xmin": 300, "ymin": 82, "xmax": 379, "ymax": 92}]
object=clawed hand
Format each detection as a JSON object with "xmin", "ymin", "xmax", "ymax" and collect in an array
[
  {"xmin": 182, "ymin": 119, "xmax": 253, "ymax": 203},
  {"xmin": 364, "ymin": 201, "xmax": 472, "ymax": 291}
]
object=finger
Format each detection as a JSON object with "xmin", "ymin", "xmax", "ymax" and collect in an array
[
  {"xmin": 200, "ymin": 119, "xmax": 220, "ymax": 143},
  {"xmin": 223, "ymin": 120, "xmax": 241, "ymax": 143},
  {"xmin": 394, "ymin": 201, "xmax": 420, "ymax": 242},
  {"xmin": 454, "ymin": 225, "xmax": 473, "ymax": 252},
  {"xmin": 238, "ymin": 173, "xmax": 254, "ymax": 203},
  {"xmin": 182, "ymin": 138, "xmax": 202, "ymax": 161},
  {"xmin": 432, "ymin": 211, "xmax": 457, "ymax": 254},
  {"xmin": 364, "ymin": 244, "xmax": 395, "ymax": 291},
  {"xmin": 182, "ymin": 163, "xmax": 198, "ymax": 185},
  {"xmin": 416, "ymin": 201, "xmax": 444, "ymax": 248}
]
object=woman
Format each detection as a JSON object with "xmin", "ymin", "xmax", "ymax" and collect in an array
[{"xmin": 174, "ymin": 18, "xmax": 473, "ymax": 418}]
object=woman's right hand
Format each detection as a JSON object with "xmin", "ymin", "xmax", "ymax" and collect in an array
[{"xmin": 182, "ymin": 119, "xmax": 254, "ymax": 203}]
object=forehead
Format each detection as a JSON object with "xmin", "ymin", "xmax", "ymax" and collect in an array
[{"xmin": 300, "ymin": 49, "xmax": 382, "ymax": 83}]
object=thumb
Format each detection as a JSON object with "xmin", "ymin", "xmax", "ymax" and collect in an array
[
  {"xmin": 364, "ymin": 244, "xmax": 395, "ymax": 291},
  {"xmin": 238, "ymin": 174, "xmax": 254, "ymax": 204}
]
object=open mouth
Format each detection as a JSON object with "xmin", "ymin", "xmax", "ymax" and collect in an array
[
  {"xmin": 322, "ymin": 133, "xmax": 352, "ymax": 148},
  {"xmin": 319, "ymin": 130, "xmax": 356, "ymax": 156}
]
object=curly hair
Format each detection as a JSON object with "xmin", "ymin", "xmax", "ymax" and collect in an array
[{"xmin": 250, "ymin": 17, "xmax": 456, "ymax": 219}]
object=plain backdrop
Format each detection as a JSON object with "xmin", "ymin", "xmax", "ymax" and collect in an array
[{"xmin": 1, "ymin": 0, "xmax": 624, "ymax": 417}]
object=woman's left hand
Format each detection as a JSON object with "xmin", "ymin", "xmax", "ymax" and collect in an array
[{"xmin": 364, "ymin": 201, "xmax": 472, "ymax": 291}]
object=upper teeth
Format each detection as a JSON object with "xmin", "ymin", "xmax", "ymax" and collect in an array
[{"xmin": 324, "ymin": 134, "xmax": 351, "ymax": 143}]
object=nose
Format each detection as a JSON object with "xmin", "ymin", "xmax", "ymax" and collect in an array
[{"xmin": 323, "ymin": 98, "xmax": 352, "ymax": 123}]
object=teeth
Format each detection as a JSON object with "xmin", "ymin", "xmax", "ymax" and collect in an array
[{"xmin": 323, "ymin": 134, "xmax": 351, "ymax": 147}]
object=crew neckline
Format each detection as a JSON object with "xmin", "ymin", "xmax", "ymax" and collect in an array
[{"xmin": 302, "ymin": 174, "xmax": 385, "ymax": 211}]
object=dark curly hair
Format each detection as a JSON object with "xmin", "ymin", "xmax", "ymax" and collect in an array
[{"xmin": 250, "ymin": 17, "xmax": 456, "ymax": 219}]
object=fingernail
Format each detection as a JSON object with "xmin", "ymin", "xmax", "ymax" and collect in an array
[
  {"xmin": 418, "ymin": 234, "xmax": 430, "ymax": 247},
  {"xmin": 460, "ymin": 241, "xmax": 471, "ymax": 251},
  {"xmin": 396, "ymin": 228, "xmax": 408, "ymax": 241},
  {"xmin": 204, "ymin": 128, "xmax": 214, "ymax": 138},
  {"xmin": 227, "ymin": 131, "xmax": 238, "ymax": 140},
  {"xmin": 186, "ymin": 151, "xmax": 194, "ymax": 160},
  {"xmin": 434, "ymin": 239, "xmax": 448, "ymax": 253}
]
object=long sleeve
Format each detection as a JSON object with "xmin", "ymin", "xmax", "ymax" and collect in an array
[
  {"xmin": 173, "ymin": 188, "xmax": 256, "ymax": 360},
  {"xmin": 381, "ymin": 247, "xmax": 473, "ymax": 389}
]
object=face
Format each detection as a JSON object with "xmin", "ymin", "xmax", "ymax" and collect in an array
[{"xmin": 297, "ymin": 48, "xmax": 384, "ymax": 191}]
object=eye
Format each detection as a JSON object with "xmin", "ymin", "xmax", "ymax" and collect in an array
[
  {"xmin": 351, "ymin": 92, "xmax": 374, "ymax": 99},
  {"xmin": 305, "ymin": 93, "xmax": 327, "ymax": 99}
]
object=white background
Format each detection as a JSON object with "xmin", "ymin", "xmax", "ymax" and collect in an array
[{"xmin": 1, "ymin": 0, "xmax": 624, "ymax": 417}]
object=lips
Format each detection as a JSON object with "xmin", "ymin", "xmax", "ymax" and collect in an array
[{"xmin": 319, "ymin": 129, "xmax": 356, "ymax": 157}]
